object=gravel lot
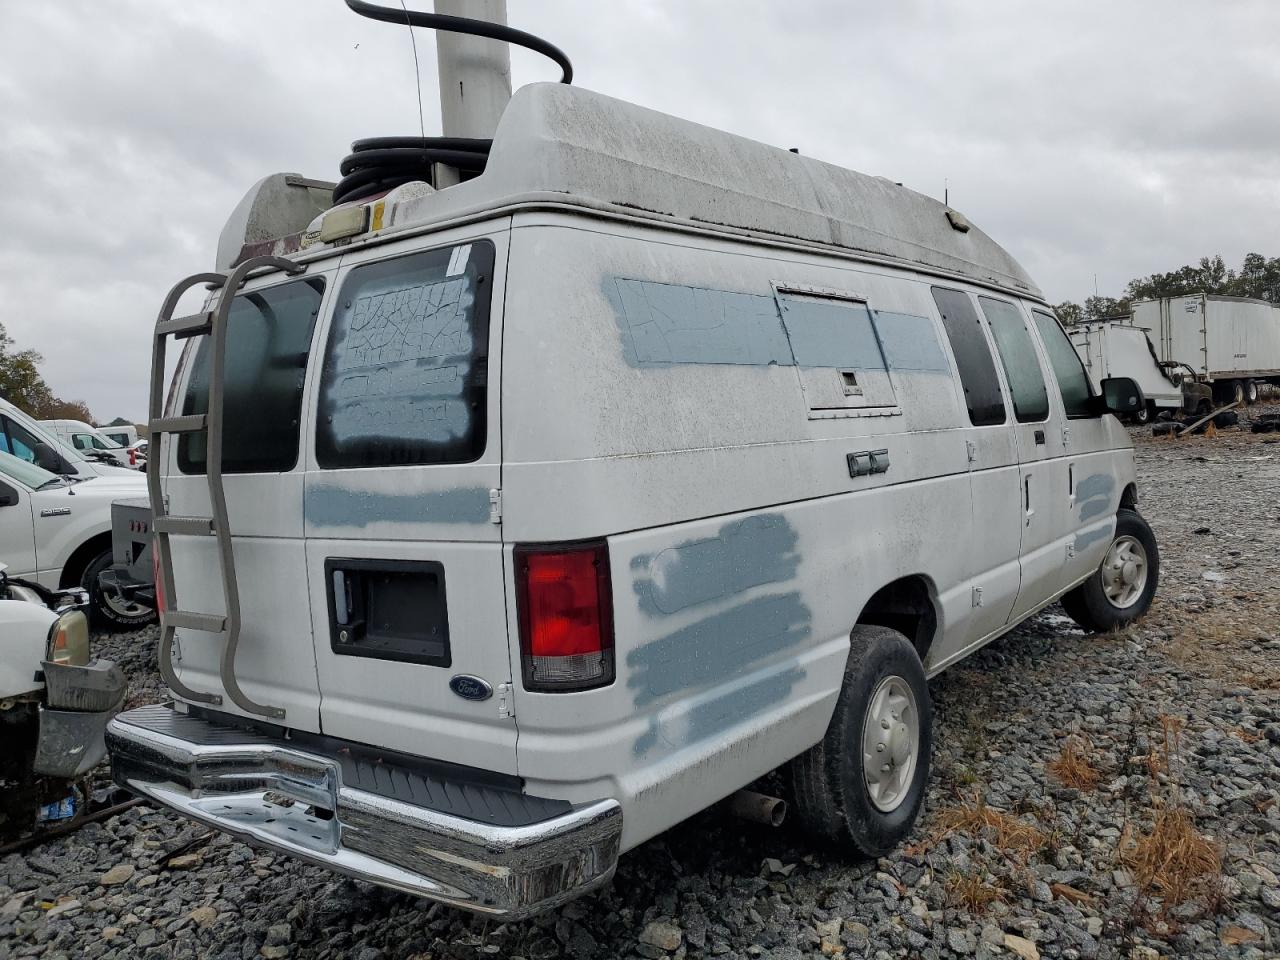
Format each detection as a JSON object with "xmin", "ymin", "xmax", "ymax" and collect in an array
[{"xmin": 3, "ymin": 406, "xmax": 1278, "ymax": 960}]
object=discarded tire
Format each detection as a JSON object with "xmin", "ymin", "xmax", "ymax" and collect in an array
[
  {"xmin": 1212, "ymin": 411, "xmax": 1239, "ymax": 428},
  {"xmin": 1152, "ymin": 423, "xmax": 1178, "ymax": 437}
]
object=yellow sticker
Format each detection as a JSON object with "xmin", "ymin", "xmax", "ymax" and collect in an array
[{"xmin": 371, "ymin": 201, "xmax": 385, "ymax": 232}]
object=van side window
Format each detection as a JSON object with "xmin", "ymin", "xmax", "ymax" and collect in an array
[
  {"xmin": 316, "ymin": 241, "xmax": 495, "ymax": 468},
  {"xmin": 1031, "ymin": 310, "xmax": 1094, "ymax": 417},
  {"xmin": 978, "ymin": 297, "xmax": 1049, "ymax": 423},
  {"xmin": 930, "ymin": 287, "xmax": 1005, "ymax": 426},
  {"xmin": 179, "ymin": 277, "xmax": 325, "ymax": 474}
]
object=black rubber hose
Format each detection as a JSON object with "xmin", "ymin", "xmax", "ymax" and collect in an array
[
  {"xmin": 343, "ymin": 0, "xmax": 573, "ymax": 83},
  {"xmin": 334, "ymin": 1, "xmax": 574, "ymax": 205}
]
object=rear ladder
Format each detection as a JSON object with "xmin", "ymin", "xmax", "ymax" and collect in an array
[{"xmin": 147, "ymin": 256, "xmax": 305, "ymax": 720}]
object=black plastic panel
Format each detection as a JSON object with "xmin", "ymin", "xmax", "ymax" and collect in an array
[{"xmin": 325, "ymin": 558, "xmax": 450, "ymax": 667}]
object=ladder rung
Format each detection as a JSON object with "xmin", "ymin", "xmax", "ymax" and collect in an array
[
  {"xmin": 162, "ymin": 611, "xmax": 226, "ymax": 632},
  {"xmin": 154, "ymin": 516, "xmax": 215, "ymax": 536},
  {"xmin": 151, "ymin": 414, "xmax": 206, "ymax": 433},
  {"xmin": 156, "ymin": 312, "xmax": 212, "ymax": 338}
]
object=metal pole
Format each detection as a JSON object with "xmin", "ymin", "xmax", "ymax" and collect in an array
[{"xmin": 434, "ymin": 0, "xmax": 512, "ymax": 140}]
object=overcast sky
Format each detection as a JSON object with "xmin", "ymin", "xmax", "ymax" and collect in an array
[{"xmin": 2, "ymin": 1, "xmax": 1277, "ymax": 421}]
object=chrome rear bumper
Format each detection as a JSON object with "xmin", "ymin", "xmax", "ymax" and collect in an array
[{"xmin": 106, "ymin": 704, "xmax": 621, "ymax": 917}]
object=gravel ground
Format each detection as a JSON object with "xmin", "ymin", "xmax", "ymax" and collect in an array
[{"xmin": 3, "ymin": 406, "xmax": 1278, "ymax": 960}]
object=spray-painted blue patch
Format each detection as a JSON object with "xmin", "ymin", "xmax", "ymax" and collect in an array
[
  {"xmin": 305, "ymin": 484, "xmax": 491, "ymax": 527},
  {"xmin": 609, "ymin": 278, "xmax": 793, "ymax": 367},
  {"xmin": 631, "ymin": 514, "xmax": 799, "ymax": 616},
  {"xmin": 1074, "ymin": 523, "xmax": 1113, "ymax": 551},
  {"xmin": 872, "ymin": 311, "xmax": 951, "ymax": 373},
  {"xmin": 1076, "ymin": 473, "xmax": 1116, "ymax": 522},
  {"xmin": 633, "ymin": 661, "xmax": 806, "ymax": 757},
  {"xmin": 777, "ymin": 295, "xmax": 887, "ymax": 370},
  {"xmin": 627, "ymin": 591, "xmax": 811, "ymax": 708}
]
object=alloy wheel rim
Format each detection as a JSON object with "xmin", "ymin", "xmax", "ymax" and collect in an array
[
  {"xmin": 862, "ymin": 675, "xmax": 919, "ymax": 813},
  {"xmin": 1101, "ymin": 535, "xmax": 1148, "ymax": 609}
]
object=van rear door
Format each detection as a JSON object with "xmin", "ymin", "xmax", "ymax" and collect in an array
[
  {"xmin": 301, "ymin": 228, "xmax": 516, "ymax": 774},
  {"xmin": 165, "ymin": 268, "xmax": 335, "ymax": 730}
]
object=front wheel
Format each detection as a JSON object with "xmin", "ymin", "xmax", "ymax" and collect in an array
[
  {"xmin": 1061, "ymin": 509, "xmax": 1159, "ymax": 632},
  {"xmin": 82, "ymin": 549, "xmax": 156, "ymax": 631},
  {"xmin": 788, "ymin": 625, "xmax": 932, "ymax": 857}
]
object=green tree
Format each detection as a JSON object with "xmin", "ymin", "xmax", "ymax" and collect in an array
[{"xmin": 1054, "ymin": 300, "xmax": 1085, "ymax": 326}]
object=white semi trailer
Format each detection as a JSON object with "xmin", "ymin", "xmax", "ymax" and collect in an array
[
  {"xmin": 1130, "ymin": 294, "xmax": 1280, "ymax": 405},
  {"xmin": 1070, "ymin": 322, "xmax": 1192, "ymax": 423}
]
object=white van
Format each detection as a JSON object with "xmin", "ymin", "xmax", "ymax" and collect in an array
[
  {"xmin": 106, "ymin": 84, "xmax": 1157, "ymax": 918},
  {"xmin": 40, "ymin": 420, "xmax": 132, "ymax": 468},
  {"xmin": 99, "ymin": 424, "xmax": 139, "ymax": 449}
]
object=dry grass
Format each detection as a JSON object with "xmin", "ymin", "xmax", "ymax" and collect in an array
[
  {"xmin": 1120, "ymin": 806, "xmax": 1223, "ymax": 909},
  {"xmin": 931, "ymin": 792, "xmax": 1044, "ymax": 859},
  {"xmin": 1165, "ymin": 600, "xmax": 1280, "ymax": 691},
  {"xmin": 1047, "ymin": 737, "xmax": 1102, "ymax": 791},
  {"xmin": 945, "ymin": 871, "xmax": 1007, "ymax": 914}
]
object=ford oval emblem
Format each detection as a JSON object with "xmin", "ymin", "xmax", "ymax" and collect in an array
[{"xmin": 449, "ymin": 675, "xmax": 492, "ymax": 702}]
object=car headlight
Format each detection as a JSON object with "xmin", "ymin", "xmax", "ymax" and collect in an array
[{"xmin": 47, "ymin": 611, "xmax": 90, "ymax": 666}]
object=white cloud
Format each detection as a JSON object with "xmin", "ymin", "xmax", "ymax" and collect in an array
[{"xmin": 2, "ymin": 0, "xmax": 1276, "ymax": 419}]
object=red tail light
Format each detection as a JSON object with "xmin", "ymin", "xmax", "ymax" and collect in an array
[
  {"xmin": 152, "ymin": 547, "xmax": 165, "ymax": 615},
  {"xmin": 515, "ymin": 540, "xmax": 614, "ymax": 692},
  {"xmin": 128, "ymin": 448, "xmax": 137, "ymax": 466}
]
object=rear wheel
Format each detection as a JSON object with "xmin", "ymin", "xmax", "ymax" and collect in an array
[
  {"xmin": 1131, "ymin": 404, "xmax": 1152, "ymax": 425},
  {"xmin": 789, "ymin": 625, "xmax": 932, "ymax": 857},
  {"xmin": 1245, "ymin": 380, "xmax": 1258, "ymax": 404},
  {"xmin": 1061, "ymin": 509, "xmax": 1159, "ymax": 633},
  {"xmin": 82, "ymin": 549, "xmax": 156, "ymax": 631}
]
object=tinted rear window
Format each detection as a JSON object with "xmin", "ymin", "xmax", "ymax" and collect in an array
[
  {"xmin": 179, "ymin": 277, "xmax": 324, "ymax": 474},
  {"xmin": 931, "ymin": 287, "xmax": 1006, "ymax": 426},
  {"xmin": 315, "ymin": 241, "xmax": 494, "ymax": 469}
]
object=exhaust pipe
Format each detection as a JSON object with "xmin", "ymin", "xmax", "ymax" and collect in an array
[{"xmin": 728, "ymin": 789, "xmax": 787, "ymax": 827}]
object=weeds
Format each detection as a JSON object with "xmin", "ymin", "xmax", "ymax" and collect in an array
[
  {"xmin": 1047, "ymin": 736, "xmax": 1102, "ymax": 791},
  {"xmin": 945, "ymin": 871, "xmax": 1007, "ymax": 914},
  {"xmin": 1119, "ymin": 806, "xmax": 1223, "ymax": 909},
  {"xmin": 931, "ymin": 791, "xmax": 1044, "ymax": 859}
]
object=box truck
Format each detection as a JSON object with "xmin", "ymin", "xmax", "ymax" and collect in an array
[
  {"xmin": 1130, "ymin": 294, "xmax": 1280, "ymax": 405},
  {"xmin": 1070, "ymin": 321, "xmax": 1211, "ymax": 423}
]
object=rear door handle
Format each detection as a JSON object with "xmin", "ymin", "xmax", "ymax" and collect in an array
[
  {"xmin": 1025, "ymin": 475, "xmax": 1035, "ymax": 525},
  {"xmin": 1034, "ymin": 429, "xmax": 1046, "ymax": 445}
]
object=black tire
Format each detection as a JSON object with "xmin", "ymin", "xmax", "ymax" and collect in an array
[
  {"xmin": 789, "ymin": 625, "xmax": 932, "ymax": 857},
  {"xmin": 1060, "ymin": 509, "xmax": 1159, "ymax": 633},
  {"xmin": 1131, "ymin": 404, "xmax": 1152, "ymax": 425},
  {"xmin": 82, "ymin": 549, "xmax": 156, "ymax": 631},
  {"xmin": 1212, "ymin": 410, "xmax": 1239, "ymax": 428},
  {"xmin": 1245, "ymin": 380, "xmax": 1258, "ymax": 404},
  {"xmin": 1151, "ymin": 423, "xmax": 1177, "ymax": 437},
  {"xmin": 1196, "ymin": 399, "xmax": 1213, "ymax": 417}
]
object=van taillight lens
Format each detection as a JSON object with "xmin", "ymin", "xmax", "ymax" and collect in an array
[
  {"xmin": 128, "ymin": 448, "xmax": 136, "ymax": 466},
  {"xmin": 515, "ymin": 541, "xmax": 614, "ymax": 692}
]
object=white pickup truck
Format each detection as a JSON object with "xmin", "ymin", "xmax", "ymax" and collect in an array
[
  {"xmin": 0, "ymin": 450, "xmax": 154, "ymax": 628},
  {"xmin": 0, "ymin": 563, "xmax": 125, "ymax": 838}
]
